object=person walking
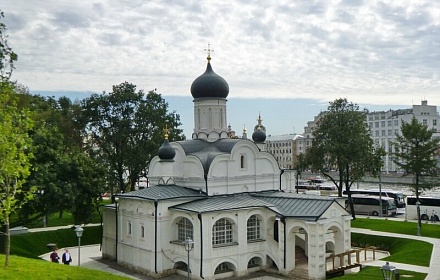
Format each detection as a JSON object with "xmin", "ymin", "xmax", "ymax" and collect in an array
[
  {"xmin": 62, "ymin": 249, "xmax": 72, "ymax": 265},
  {"xmin": 431, "ymin": 210, "xmax": 436, "ymax": 223},
  {"xmin": 50, "ymin": 248, "xmax": 60, "ymax": 263}
]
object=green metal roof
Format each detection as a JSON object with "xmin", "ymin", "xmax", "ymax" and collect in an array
[
  {"xmin": 117, "ymin": 185, "xmax": 206, "ymax": 201},
  {"xmin": 118, "ymin": 186, "xmax": 339, "ymax": 221},
  {"xmin": 170, "ymin": 193, "xmax": 274, "ymax": 213},
  {"xmin": 251, "ymin": 192, "xmax": 334, "ymax": 220},
  {"xmin": 170, "ymin": 191, "xmax": 337, "ymax": 221}
]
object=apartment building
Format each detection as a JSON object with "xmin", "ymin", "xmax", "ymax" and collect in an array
[
  {"xmin": 267, "ymin": 101, "xmax": 439, "ymax": 173},
  {"xmin": 367, "ymin": 100, "xmax": 440, "ymax": 173}
]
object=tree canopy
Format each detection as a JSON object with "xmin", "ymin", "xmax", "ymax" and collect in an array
[
  {"xmin": 16, "ymin": 94, "xmax": 106, "ymax": 226},
  {"xmin": 0, "ymin": 85, "xmax": 35, "ymax": 266},
  {"xmin": 393, "ymin": 117, "xmax": 440, "ymax": 231},
  {"xmin": 0, "ymin": 10, "xmax": 35, "ymax": 267},
  {"xmin": 0, "ymin": 10, "xmax": 17, "ymax": 81},
  {"xmin": 82, "ymin": 82, "xmax": 185, "ymax": 195},
  {"xmin": 304, "ymin": 98, "xmax": 380, "ymax": 219}
]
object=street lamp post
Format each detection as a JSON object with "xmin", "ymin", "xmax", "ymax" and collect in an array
[
  {"xmin": 296, "ymin": 171, "xmax": 299, "ymax": 194},
  {"xmin": 416, "ymin": 201, "xmax": 421, "ymax": 236},
  {"xmin": 183, "ymin": 238, "xmax": 194, "ymax": 280},
  {"xmin": 381, "ymin": 261, "xmax": 399, "ymax": 280},
  {"xmin": 379, "ymin": 172, "xmax": 383, "ymax": 218},
  {"xmin": 74, "ymin": 226, "xmax": 84, "ymax": 266}
]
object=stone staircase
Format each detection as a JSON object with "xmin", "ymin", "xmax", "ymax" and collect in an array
[{"xmin": 287, "ymin": 246, "xmax": 309, "ymax": 279}]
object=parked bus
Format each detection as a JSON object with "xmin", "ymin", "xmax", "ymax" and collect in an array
[
  {"xmin": 343, "ymin": 189, "xmax": 406, "ymax": 210},
  {"xmin": 343, "ymin": 195, "xmax": 397, "ymax": 217},
  {"xmin": 406, "ymin": 196, "xmax": 440, "ymax": 222}
]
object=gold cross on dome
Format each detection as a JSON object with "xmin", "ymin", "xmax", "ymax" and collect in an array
[
  {"xmin": 204, "ymin": 43, "xmax": 214, "ymax": 61},
  {"xmin": 163, "ymin": 124, "xmax": 169, "ymax": 140}
]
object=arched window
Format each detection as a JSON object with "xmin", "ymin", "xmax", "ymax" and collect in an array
[
  {"xmin": 212, "ymin": 218, "xmax": 233, "ymax": 245},
  {"xmin": 177, "ymin": 217, "xmax": 193, "ymax": 241},
  {"xmin": 247, "ymin": 215, "xmax": 260, "ymax": 241},
  {"xmin": 240, "ymin": 155, "xmax": 245, "ymax": 169}
]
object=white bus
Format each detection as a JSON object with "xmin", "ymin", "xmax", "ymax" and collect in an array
[
  {"xmin": 344, "ymin": 195, "xmax": 397, "ymax": 217},
  {"xmin": 343, "ymin": 189, "xmax": 406, "ymax": 210},
  {"xmin": 406, "ymin": 196, "xmax": 440, "ymax": 222}
]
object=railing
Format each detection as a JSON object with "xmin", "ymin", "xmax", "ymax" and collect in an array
[{"xmin": 326, "ymin": 246, "xmax": 376, "ymax": 275}]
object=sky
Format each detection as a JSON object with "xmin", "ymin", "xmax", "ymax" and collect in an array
[{"xmin": 2, "ymin": 0, "xmax": 440, "ymax": 137}]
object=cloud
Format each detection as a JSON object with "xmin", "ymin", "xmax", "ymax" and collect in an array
[{"xmin": 1, "ymin": 0, "xmax": 439, "ymax": 107}]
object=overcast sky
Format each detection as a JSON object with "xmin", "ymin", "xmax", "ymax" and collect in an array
[{"xmin": 2, "ymin": 1, "xmax": 440, "ymax": 136}]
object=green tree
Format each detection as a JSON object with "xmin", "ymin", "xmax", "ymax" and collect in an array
[
  {"xmin": 393, "ymin": 117, "xmax": 440, "ymax": 232},
  {"xmin": 0, "ymin": 83, "xmax": 35, "ymax": 267},
  {"xmin": 0, "ymin": 10, "xmax": 17, "ymax": 81},
  {"xmin": 16, "ymin": 94, "xmax": 105, "ymax": 226},
  {"xmin": 82, "ymin": 82, "xmax": 184, "ymax": 196},
  {"xmin": 65, "ymin": 152, "xmax": 106, "ymax": 224},
  {"xmin": 304, "ymin": 98, "xmax": 379, "ymax": 219},
  {"xmin": 0, "ymin": 11, "xmax": 35, "ymax": 267}
]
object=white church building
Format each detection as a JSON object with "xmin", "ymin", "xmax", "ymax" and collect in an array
[{"xmin": 102, "ymin": 53, "xmax": 352, "ymax": 280}]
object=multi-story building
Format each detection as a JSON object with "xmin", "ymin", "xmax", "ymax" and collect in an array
[
  {"xmin": 265, "ymin": 134, "xmax": 302, "ymax": 169},
  {"xmin": 267, "ymin": 101, "xmax": 439, "ymax": 173},
  {"xmin": 367, "ymin": 100, "xmax": 440, "ymax": 173},
  {"xmin": 265, "ymin": 114, "xmax": 322, "ymax": 170}
]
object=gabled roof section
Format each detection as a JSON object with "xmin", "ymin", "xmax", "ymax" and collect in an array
[
  {"xmin": 170, "ymin": 193, "xmax": 274, "ymax": 213},
  {"xmin": 175, "ymin": 138, "xmax": 242, "ymax": 174},
  {"xmin": 251, "ymin": 192, "xmax": 335, "ymax": 221},
  {"xmin": 169, "ymin": 190, "xmax": 338, "ymax": 221},
  {"xmin": 117, "ymin": 185, "xmax": 206, "ymax": 201}
]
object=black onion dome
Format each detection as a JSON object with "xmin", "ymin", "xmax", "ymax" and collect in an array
[
  {"xmin": 190, "ymin": 63, "xmax": 229, "ymax": 99},
  {"xmin": 252, "ymin": 128, "xmax": 266, "ymax": 143},
  {"xmin": 158, "ymin": 139, "xmax": 175, "ymax": 160}
]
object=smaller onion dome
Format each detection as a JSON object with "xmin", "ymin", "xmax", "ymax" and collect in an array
[
  {"xmin": 252, "ymin": 114, "xmax": 266, "ymax": 143},
  {"xmin": 158, "ymin": 125, "xmax": 175, "ymax": 160},
  {"xmin": 190, "ymin": 53, "xmax": 229, "ymax": 99},
  {"xmin": 158, "ymin": 139, "xmax": 175, "ymax": 160},
  {"xmin": 252, "ymin": 127, "xmax": 266, "ymax": 143}
]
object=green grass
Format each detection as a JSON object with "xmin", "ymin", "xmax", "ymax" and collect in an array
[
  {"xmin": 9, "ymin": 226, "xmax": 102, "ymax": 258},
  {"xmin": 352, "ymin": 233, "xmax": 432, "ymax": 266},
  {"xmin": 333, "ymin": 266, "xmax": 427, "ymax": 280},
  {"xmin": 352, "ymin": 218, "xmax": 440, "ymax": 238},
  {"xmin": 10, "ymin": 200, "xmax": 112, "ymax": 229},
  {"xmin": 25, "ymin": 211, "xmax": 101, "ymax": 228},
  {"xmin": 0, "ymin": 254, "xmax": 131, "ymax": 280}
]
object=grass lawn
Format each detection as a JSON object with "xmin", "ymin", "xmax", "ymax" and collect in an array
[
  {"xmin": 9, "ymin": 226, "xmax": 102, "ymax": 258},
  {"xmin": 352, "ymin": 217, "xmax": 440, "ymax": 238},
  {"xmin": 0, "ymin": 254, "xmax": 131, "ymax": 280},
  {"xmin": 352, "ymin": 233, "xmax": 432, "ymax": 266},
  {"xmin": 11, "ymin": 200, "xmax": 113, "ymax": 229}
]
